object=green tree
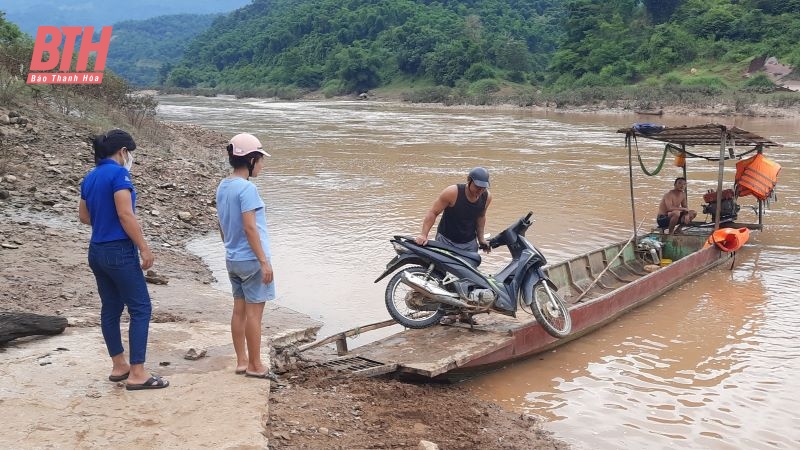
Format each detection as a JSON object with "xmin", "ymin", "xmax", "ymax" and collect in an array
[
  {"xmin": 327, "ymin": 43, "xmax": 382, "ymax": 93},
  {"xmin": 423, "ymin": 39, "xmax": 481, "ymax": 86},
  {"xmin": 495, "ymin": 38, "xmax": 530, "ymax": 72},
  {"xmin": 0, "ymin": 12, "xmax": 24, "ymax": 44},
  {"xmin": 643, "ymin": 0, "xmax": 683, "ymax": 24},
  {"xmin": 747, "ymin": 0, "xmax": 800, "ymax": 15}
]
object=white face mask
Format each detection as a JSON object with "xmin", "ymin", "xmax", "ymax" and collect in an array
[{"xmin": 123, "ymin": 150, "xmax": 134, "ymax": 171}]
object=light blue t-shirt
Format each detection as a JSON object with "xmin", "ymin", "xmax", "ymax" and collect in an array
[{"xmin": 216, "ymin": 177, "xmax": 272, "ymax": 262}]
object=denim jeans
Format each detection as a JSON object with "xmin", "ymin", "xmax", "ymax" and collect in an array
[{"xmin": 88, "ymin": 239, "xmax": 152, "ymax": 365}]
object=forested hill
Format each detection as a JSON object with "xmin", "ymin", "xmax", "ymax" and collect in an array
[
  {"xmin": 166, "ymin": 0, "xmax": 566, "ymax": 94},
  {"xmin": 107, "ymin": 14, "xmax": 222, "ymax": 86},
  {"xmin": 162, "ymin": 0, "xmax": 799, "ymax": 98}
]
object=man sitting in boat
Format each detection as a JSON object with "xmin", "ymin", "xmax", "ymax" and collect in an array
[{"xmin": 656, "ymin": 177, "xmax": 697, "ymax": 234}]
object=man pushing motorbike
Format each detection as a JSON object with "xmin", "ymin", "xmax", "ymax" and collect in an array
[
  {"xmin": 414, "ymin": 167, "xmax": 493, "ymax": 324},
  {"xmin": 415, "ymin": 167, "xmax": 493, "ymax": 251}
]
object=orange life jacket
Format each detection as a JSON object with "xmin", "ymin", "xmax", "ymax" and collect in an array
[
  {"xmin": 735, "ymin": 153, "xmax": 781, "ymax": 200},
  {"xmin": 703, "ymin": 227, "xmax": 750, "ymax": 252}
]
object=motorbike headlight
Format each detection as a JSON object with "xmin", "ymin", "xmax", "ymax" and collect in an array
[{"xmin": 392, "ymin": 241, "xmax": 410, "ymax": 254}]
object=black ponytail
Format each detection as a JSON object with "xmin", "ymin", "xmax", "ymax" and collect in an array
[{"xmin": 92, "ymin": 134, "xmax": 112, "ymax": 164}]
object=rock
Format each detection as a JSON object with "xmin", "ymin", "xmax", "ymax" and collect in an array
[
  {"xmin": 1, "ymin": 242, "xmax": 20, "ymax": 249},
  {"xmin": 178, "ymin": 211, "xmax": 192, "ymax": 222},
  {"xmin": 418, "ymin": 440, "xmax": 439, "ymax": 450},
  {"xmin": 4, "ymin": 175, "xmax": 17, "ymax": 183},
  {"xmin": 150, "ymin": 210, "xmax": 160, "ymax": 216},
  {"xmin": 0, "ymin": 190, "xmax": 9, "ymax": 199},
  {"xmin": 145, "ymin": 270, "xmax": 169, "ymax": 285},
  {"xmin": 413, "ymin": 423, "xmax": 429, "ymax": 433},
  {"xmin": 272, "ymin": 431, "xmax": 291, "ymax": 441},
  {"xmin": 0, "ymin": 114, "xmax": 9, "ymax": 124},
  {"xmin": 184, "ymin": 348, "xmax": 207, "ymax": 360}
]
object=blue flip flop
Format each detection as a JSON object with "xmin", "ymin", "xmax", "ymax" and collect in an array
[{"xmin": 126, "ymin": 375, "xmax": 169, "ymax": 391}]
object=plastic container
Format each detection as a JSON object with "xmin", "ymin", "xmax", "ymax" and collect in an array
[{"xmin": 660, "ymin": 258, "xmax": 672, "ymax": 267}]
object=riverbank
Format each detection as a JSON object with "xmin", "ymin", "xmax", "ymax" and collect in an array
[
  {"xmin": 369, "ymin": 90, "xmax": 800, "ymax": 119},
  {"xmin": 0, "ymin": 98, "xmax": 568, "ymax": 448}
]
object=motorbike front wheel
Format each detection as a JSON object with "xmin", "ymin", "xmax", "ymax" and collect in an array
[
  {"xmin": 530, "ymin": 281, "xmax": 572, "ymax": 338},
  {"xmin": 385, "ymin": 266, "xmax": 446, "ymax": 329}
]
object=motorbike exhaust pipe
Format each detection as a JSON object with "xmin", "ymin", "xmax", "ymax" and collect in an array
[{"xmin": 400, "ymin": 272, "xmax": 472, "ymax": 309}]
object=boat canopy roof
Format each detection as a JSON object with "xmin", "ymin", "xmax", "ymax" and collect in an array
[{"xmin": 618, "ymin": 123, "xmax": 782, "ymax": 149}]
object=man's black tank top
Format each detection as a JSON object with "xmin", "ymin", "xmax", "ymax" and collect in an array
[{"xmin": 437, "ymin": 184, "xmax": 487, "ymax": 244}]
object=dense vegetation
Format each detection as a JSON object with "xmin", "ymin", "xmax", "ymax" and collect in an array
[
  {"xmin": 165, "ymin": 0, "xmax": 566, "ymax": 95},
  {"xmin": 107, "ymin": 14, "xmax": 223, "ymax": 86},
  {"xmin": 159, "ymin": 0, "xmax": 800, "ymax": 102}
]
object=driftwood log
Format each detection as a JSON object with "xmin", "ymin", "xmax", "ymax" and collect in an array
[{"xmin": 0, "ymin": 312, "xmax": 68, "ymax": 344}]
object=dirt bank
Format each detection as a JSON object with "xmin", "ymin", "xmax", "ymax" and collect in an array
[{"xmin": 0, "ymin": 98, "xmax": 567, "ymax": 449}]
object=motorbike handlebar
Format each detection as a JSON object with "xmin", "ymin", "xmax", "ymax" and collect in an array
[{"xmin": 523, "ymin": 211, "xmax": 533, "ymax": 223}]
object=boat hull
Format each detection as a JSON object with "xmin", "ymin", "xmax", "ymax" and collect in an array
[{"xmin": 457, "ymin": 244, "xmax": 730, "ymax": 372}]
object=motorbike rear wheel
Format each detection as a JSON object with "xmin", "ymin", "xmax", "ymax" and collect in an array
[
  {"xmin": 530, "ymin": 281, "xmax": 572, "ymax": 338},
  {"xmin": 385, "ymin": 266, "xmax": 446, "ymax": 329}
]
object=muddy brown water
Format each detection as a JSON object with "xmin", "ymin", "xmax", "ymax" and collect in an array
[{"xmin": 157, "ymin": 95, "xmax": 800, "ymax": 449}]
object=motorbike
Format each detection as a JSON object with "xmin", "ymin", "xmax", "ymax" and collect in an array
[{"xmin": 374, "ymin": 212, "xmax": 572, "ymax": 339}]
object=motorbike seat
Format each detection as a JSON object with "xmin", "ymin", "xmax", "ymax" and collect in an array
[{"xmin": 424, "ymin": 239, "xmax": 482, "ymax": 267}]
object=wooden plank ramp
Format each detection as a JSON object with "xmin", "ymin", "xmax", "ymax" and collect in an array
[{"xmin": 349, "ymin": 315, "xmax": 524, "ymax": 378}]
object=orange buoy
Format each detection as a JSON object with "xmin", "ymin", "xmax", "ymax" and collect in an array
[
  {"xmin": 703, "ymin": 227, "xmax": 750, "ymax": 252},
  {"xmin": 674, "ymin": 152, "xmax": 686, "ymax": 168},
  {"xmin": 735, "ymin": 153, "xmax": 781, "ymax": 200}
]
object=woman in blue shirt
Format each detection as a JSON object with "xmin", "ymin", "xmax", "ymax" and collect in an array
[
  {"xmin": 78, "ymin": 129, "xmax": 168, "ymax": 391},
  {"xmin": 216, "ymin": 133, "xmax": 276, "ymax": 380}
]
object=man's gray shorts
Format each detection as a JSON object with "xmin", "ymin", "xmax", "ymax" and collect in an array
[{"xmin": 435, "ymin": 233, "xmax": 479, "ymax": 252}]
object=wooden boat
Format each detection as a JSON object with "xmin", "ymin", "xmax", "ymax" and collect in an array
[{"xmin": 302, "ymin": 124, "xmax": 783, "ymax": 379}]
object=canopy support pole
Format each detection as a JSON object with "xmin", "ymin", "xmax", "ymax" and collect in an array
[
  {"xmin": 714, "ymin": 128, "xmax": 726, "ymax": 231},
  {"xmin": 682, "ymin": 144, "xmax": 688, "ymax": 205},
  {"xmin": 627, "ymin": 134, "xmax": 638, "ymax": 240}
]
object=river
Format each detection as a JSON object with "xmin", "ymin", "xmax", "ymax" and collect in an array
[{"xmin": 157, "ymin": 95, "xmax": 799, "ymax": 449}]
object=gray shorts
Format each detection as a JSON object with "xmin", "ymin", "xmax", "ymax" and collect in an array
[
  {"xmin": 225, "ymin": 259, "xmax": 276, "ymax": 303},
  {"xmin": 435, "ymin": 233, "xmax": 479, "ymax": 252}
]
